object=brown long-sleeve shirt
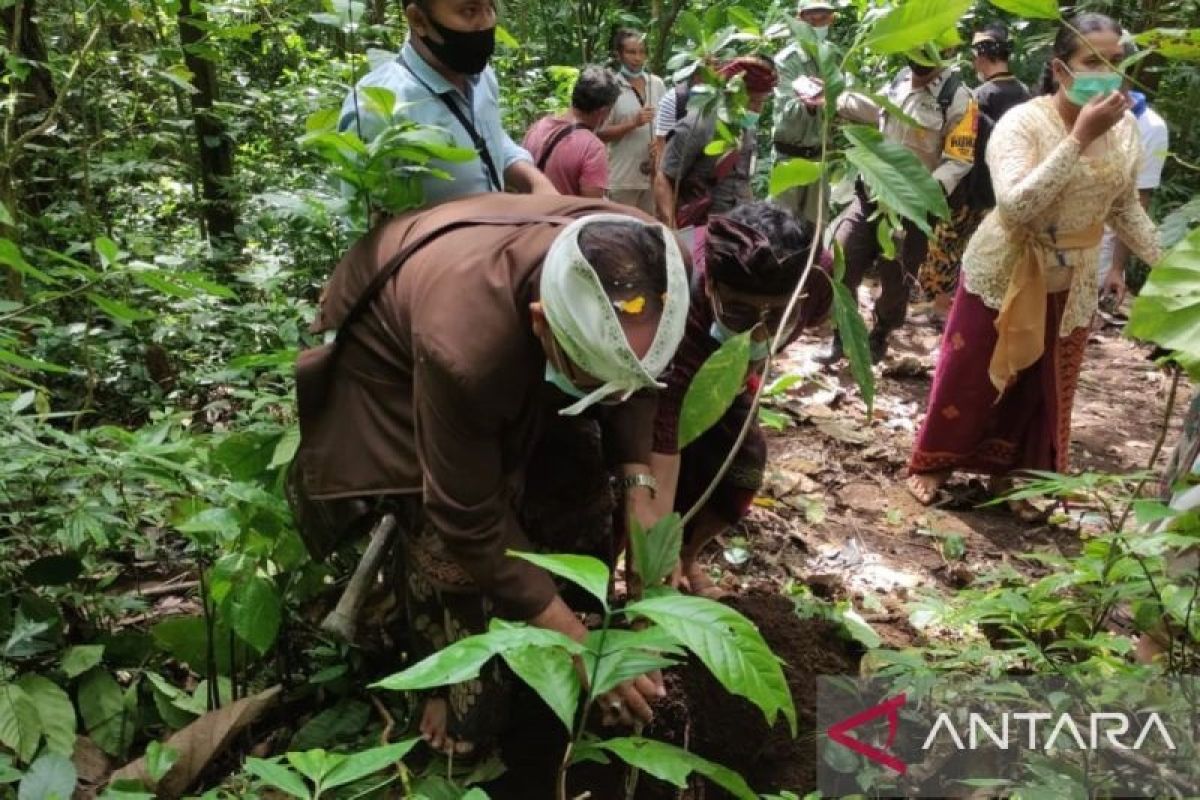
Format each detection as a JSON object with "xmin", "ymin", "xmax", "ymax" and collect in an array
[{"xmin": 303, "ymin": 193, "xmax": 665, "ymax": 619}]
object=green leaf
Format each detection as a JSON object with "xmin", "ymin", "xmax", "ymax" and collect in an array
[
  {"xmin": 85, "ymin": 293, "xmax": 154, "ymax": 324},
  {"xmin": 151, "ymin": 616, "xmax": 236, "ymax": 676},
  {"xmin": 987, "ymin": 0, "xmax": 1060, "ymax": 20},
  {"xmin": 290, "ymin": 701, "xmax": 371, "ymax": 752},
  {"xmin": 144, "ymin": 742, "xmax": 179, "ymax": 783},
  {"xmin": 726, "ymin": 6, "xmax": 760, "ymax": 35},
  {"xmin": 582, "ymin": 737, "xmax": 756, "ymax": 800},
  {"xmin": 211, "ymin": 431, "xmax": 277, "ymax": 481},
  {"xmin": 678, "ymin": 332, "xmax": 752, "ymax": 449},
  {"xmin": 228, "ymin": 575, "xmax": 281, "ymax": 655},
  {"xmin": 78, "ymin": 670, "xmax": 134, "ymax": 758},
  {"xmin": 0, "ymin": 684, "xmax": 41, "ymax": 764},
  {"xmin": 62, "ymin": 645, "xmax": 105, "ymax": 679},
  {"xmin": 244, "ymin": 757, "xmax": 310, "ymax": 799},
  {"xmin": 863, "ymin": 0, "xmax": 972, "ymax": 55},
  {"xmin": 132, "ymin": 270, "xmax": 199, "ymax": 299},
  {"xmin": 0, "ymin": 202, "xmax": 13, "ymax": 226},
  {"xmin": 322, "ymin": 739, "xmax": 419, "ymax": 790},
  {"xmin": 587, "ymin": 628, "xmax": 683, "ymax": 698},
  {"xmin": 831, "ymin": 245, "xmax": 875, "ymax": 414},
  {"xmin": 1135, "ymin": 28, "xmax": 1200, "ymax": 61},
  {"xmin": 1127, "ymin": 226, "xmax": 1199, "ymax": 376},
  {"xmin": 0, "ymin": 753, "xmax": 21, "ymax": 783},
  {"xmin": 500, "ymin": 645, "xmax": 581, "ymax": 732},
  {"xmin": 629, "ymin": 514, "xmax": 684, "ymax": 588},
  {"xmin": 0, "ymin": 239, "xmax": 58, "ymax": 285},
  {"xmin": 373, "ymin": 624, "xmax": 582, "ymax": 693},
  {"xmin": 494, "ymin": 24, "xmax": 519, "ymax": 49},
  {"xmin": 507, "ymin": 552, "xmax": 609, "ymax": 610},
  {"xmin": 843, "ymin": 125, "xmax": 949, "ymax": 232},
  {"xmin": 285, "ymin": 750, "xmax": 332, "ymax": 785},
  {"xmin": 93, "ymin": 237, "xmax": 120, "ymax": 269},
  {"xmin": 16, "ymin": 752, "xmax": 75, "ymax": 800},
  {"xmin": 623, "ymin": 594, "xmax": 796, "ymax": 734},
  {"xmin": 270, "ymin": 428, "xmax": 300, "ymax": 470},
  {"xmin": 14, "ymin": 677, "xmax": 74, "ymax": 757},
  {"xmin": 769, "ymin": 158, "xmax": 822, "ymax": 197},
  {"xmin": 0, "ymin": 349, "xmax": 70, "ymax": 375},
  {"xmin": 361, "ymin": 87, "xmax": 396, "ymax": 121}
]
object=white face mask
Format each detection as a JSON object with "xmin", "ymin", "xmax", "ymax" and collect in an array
[{"xmin": 812, "ymin": 25, "xmax": 829, "ymax": 41}]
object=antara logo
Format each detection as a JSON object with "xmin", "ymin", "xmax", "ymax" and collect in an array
[
  {"xmin": 922, "ymin": 712, "xmax": 1178, "ymax": 752},
  {"xmin": 826, "ymin": 693, "xmax": 909, "ymax": 775}
]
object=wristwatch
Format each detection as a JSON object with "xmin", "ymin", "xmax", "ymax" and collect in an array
[{"xmin": 618, "ymin": 473, "xmax": 658, "ymax": 498}]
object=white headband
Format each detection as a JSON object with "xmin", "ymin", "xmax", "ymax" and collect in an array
[{"xmin": 539, "ymin": 214, "xmax": 688, "ymax": 416}]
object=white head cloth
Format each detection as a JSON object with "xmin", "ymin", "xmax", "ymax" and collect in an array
[{"xmin": 539, "ymin": 213, "xmax": 688, "ymax": 416}]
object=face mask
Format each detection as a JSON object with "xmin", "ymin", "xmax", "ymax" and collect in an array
[
  {"xmin": 1061, "ymin": 63, "xmax": 1122, "ymax": 106},
  {"xmin": 742, "ymin": 110, "xmax": 761, "ymax": 129},
  {"xmin": 812, "ymin": 25, "xmax": 829, "ymax": 41},
  {"xmin": 620, "ymin": 64, "xmax": 645, "ymax": 79},
  {"xmin": 710, "ymin": 320, "xmax": 770, "ymax": 361},
  {"xmin": 419, "ymin": 14, "xmax": 496, "ymax": 76},
  {"xmin": 544, "ymin": 362, "xmax": 586, "ymax": 400}
]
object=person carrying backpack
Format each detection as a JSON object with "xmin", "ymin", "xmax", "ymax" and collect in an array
[{"xmin": 918, "ymin": 22, "xmax": 1031, "ymax": 311}]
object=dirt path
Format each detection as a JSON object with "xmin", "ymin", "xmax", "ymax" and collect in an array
[{"xmin": 694, "ymin": 311, "xmax": 1194, "ymax": 652}]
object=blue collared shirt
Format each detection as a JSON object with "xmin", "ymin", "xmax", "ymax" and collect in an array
[{"xmin": 338, "ymin": 41, "xmax": 531, "ymax": 205}]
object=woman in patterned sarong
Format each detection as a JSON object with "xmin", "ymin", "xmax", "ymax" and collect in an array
[{"xmin": 907, "ymin": 14, "xmax": 1162, "ymax": 517}]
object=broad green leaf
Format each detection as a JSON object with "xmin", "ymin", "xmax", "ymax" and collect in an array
[
  {"xmin": 145, "ymin": 673, "xmax": 196, "ymax": 730},
  {"xmin": 173, "ymin": 271, "xmax": 237, "ymax": 299},
  {"xmin": 678, "ymin": 332, "xmax": 752, "ymax": 449},
  {"xmin": 769, "ymin": 158, "xmax": 822, "ymax": 198},
  {"xmin": 832, "ymin": 245, "xmax": 873, "ymax": 418},
  {"xmin": 151, "ymin": 616, "xmax": 237, "ymax": 676},
  {"xmin": 1127, "ymin": 226, "xmax": 1199, "ymax": 377},
  {"xmin": 0, "ymin": 684, "xmax": 41, "ymax": 764},
  {"xmin": 61, "ymin": 645, "xmax": 104, "ymax": 679},
  {"xmin": 16, "ymin": 752, "xmax": 75, "ymax": 800},
  {"xmin": 0, "ymin": 202, "xmax": 12, "ymax": 226},
  {"xmin": 211, "ymin": 431, "xmax": 278, "ymax": 481},
  {"xmin": 494, "ymin": 24, "xmax": 519, "ymax": 49},
  {"xmin": 228, "ymin": 575, "xmax": 281, "ymax": 655},
  {"xmin": 0, "ymin": 239, "xmax": 58, "ymax": 285},
  {"xmin": 1135, "ymin": 28, "xmax": 1200, "ymax": 61},
  {"xmin": 361, "ymin": 87, "xmax": 396, "ymax": 121},
  {"xmin": 322, "ymin": 739, "xmax": 419, "ymax": 790},
  {"xmin": 93, "ymin": 237, "xmax": 120, "ymax": 268},
  {"xmin": 987, "ymin": 0, "xmax": 1060, "ymax": 20},
  {"xmin": 144, "ymin": 742, "xmax": 179, "ymax": 783},
  {"xmin": 623, "ymin": 594, "xmax": 796, "ymax": 734},
  {"xmin": 373, "ymin": 624, "xmax": 582, "ymax": 692},
  {"xmin": 581, "ymin": 737, "xmax": 756, "ymax": 800},
  {"xmin": 14, "ymin": 677, "xmax": 74, "ymax": 756},
  {"xmin": 290, "ymin": 701, "xmax": 371, "ymax": 751},
  {"xmin": 270, "ymin": 427, "xmax": 300, "ymax": 469},
  {"xmin": 244, "ymin": 757, "xmax": 310, "ymax": 799},
  {"xmin": 133, "ymin": 270, "xmax": 199, "ymax": 299},
  {"xmin": 0, "ymin": 753, "xmax": 20, "ymax": 782},
  {"xmin": 587, "ymin": 628, "xmax": 683, "ymax": 698},
  {"xmin": 0, "ymin": 349, "xmax": 70, "ymax": 375},
  {"xmin": 727, "ymin": 6, "xmax": 760, "ymax": 35},
  {"xmin": 675, "ymin": 11, "xmax": 704, "ymax": 45},
  {"xmin": 629, "ymin": 514, "xmax": 684, "ymax": 588},
  {"xmin": 285, "ymin": 749, "xmax": 333, "ymax": 785},
  {"xmin": 85, "ymin": 293, "xmax": 154, "ymax": 324},
  {"xmin": 863, "ymin": 0, "xmax": 972, "ymax": 55},
  {"xmin": 843, "ymin": 125, "xmax": 948, "ymax": 232},
  {"xmin": 508, "ymin": 552, "xmax": 609, "ymax": 610},
  {"xmin": 78, "ymin": 670, "xmax": 134, "ymax": 758},
  {"xmin": 501, "ymin": 645, "xmax": 580, "ymax": 732}
]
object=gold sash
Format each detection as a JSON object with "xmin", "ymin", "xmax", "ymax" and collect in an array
[{"xmin": 988, "ymin": 223, "xmax": 1104, "ymax": 393}]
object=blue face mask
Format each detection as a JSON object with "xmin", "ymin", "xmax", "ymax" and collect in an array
[
  {"xmin": 710, "ymin": 320, "xmax": 770, "ymax": 360},
  {"xmin": 742, "ymin": 110, "xmax": 761, "ymax": 129},
  {"xmin": 1062, "ymin": 63, "xmax": 1123, "ymax": 106},
  {"xmin": 620, "ymin": 64, "xmax": 645, "ymax": 79},
  {"xmin": 544, "ymin": 362, "xmax": 586, "ymax": 399}
]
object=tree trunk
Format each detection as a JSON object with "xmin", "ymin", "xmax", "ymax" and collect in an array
[
  {"xmin": 177, "ymin": 0, "xmax": 238, "ymax": 247},
  {"xmin": 366, "ymin": 0, "xmax": 388, "ymax": 27},
  {"xmin": 650, "ymin": 0, "xmax": 687, "ymax": 75}
]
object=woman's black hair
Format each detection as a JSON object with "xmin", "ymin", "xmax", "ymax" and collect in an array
[
  {"xmin": 1038, "ymin": 12, "xmax": 1122, "ymax": 96},
  {"xmin": 611, "ymin": 28, "xmax": 643, "ymax": 57},
  {"xmin": 580, "ymin": 220, "xmax": 669, "ymax": 315}
]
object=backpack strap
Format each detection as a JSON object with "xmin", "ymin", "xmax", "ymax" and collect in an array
[
  {"xmin": 674, "ymin": 81, "xmax": 690, "ymax": 124},
  {"xmin": 535, "ymin": 122, "xmax": 585, "ymax": 171},
  {"xmin": 936, "ymin": 72, "xmax": 963, "ymax": 127}
]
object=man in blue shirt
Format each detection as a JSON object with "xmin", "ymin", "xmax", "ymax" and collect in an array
[{"xmin": 339, "ymin": 0, "xmax": 556, "ymax": 205}]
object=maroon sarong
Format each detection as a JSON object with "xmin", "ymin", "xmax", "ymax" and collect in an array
[{"xmin": 909, "ymin": 282, "xmax": 1089, "ymax": 476}]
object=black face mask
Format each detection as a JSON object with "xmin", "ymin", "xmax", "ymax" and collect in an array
[{"xmin": 419, "ymin": 13, "xmax": 496, "ymax": 76}]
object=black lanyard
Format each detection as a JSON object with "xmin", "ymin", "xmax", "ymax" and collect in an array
[{"xmin": 398, "ymin": 55, "xmax": 503, "ymax": 192}]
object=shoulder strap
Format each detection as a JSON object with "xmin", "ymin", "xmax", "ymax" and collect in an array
[
  {"xmin": 332, "ymin": 215, "xmax": 574, "ymax": 348},
  {"xmin": 398, "ymin": 55, "xmax": 503, "ymax": 192},
  {"xmin": 936, "ymin": 72, "xmax": 963, "ymax": 125},
  {"xmin": 536, "ymin": 122, "xmax": 584, "ymax": 171},
  {"xmin": 674, "ymin": 82, "xmax": 690, "ymax": 123}
]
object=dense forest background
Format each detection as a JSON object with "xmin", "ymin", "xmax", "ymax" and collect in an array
[{"xmin": 0, "ymin": 0, "xmax": 1198, "ymax": 797}]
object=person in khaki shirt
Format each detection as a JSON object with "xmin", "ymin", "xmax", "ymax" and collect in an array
[{"xmin": 821, "ymin": 57, "xmax": 975, "ymax": 364}]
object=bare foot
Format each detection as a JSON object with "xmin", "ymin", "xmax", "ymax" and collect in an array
[
  {"xmin": 683, "ymin": 561, "xmax": 728, "ymax": 599},
  {"xmin": 988, "ymin": 476, "xmax": 1047, "ymax": 523},
  {"xmin": 419, "ymin": 698, "xmax": 474, "ymax": 756},
  {"xmin": 906, "ymin": 471, "xmax": 948, "ymax": 505}
]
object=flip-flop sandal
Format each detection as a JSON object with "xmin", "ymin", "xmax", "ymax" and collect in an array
[{"xmin": 906, "ymin": 474, "xmax": 947, "ymax": 506}]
